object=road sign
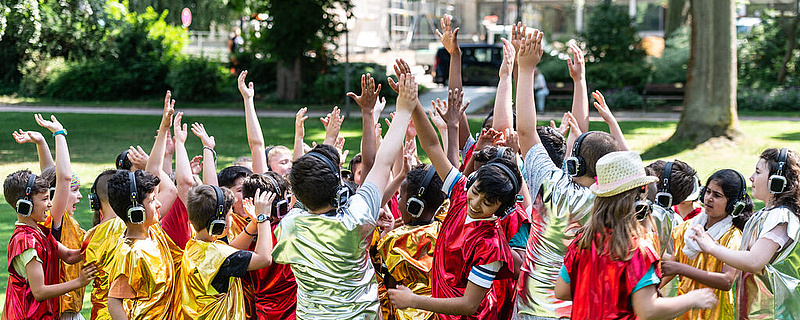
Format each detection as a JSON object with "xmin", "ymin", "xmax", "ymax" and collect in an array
[{"xmin": 181, "ymin": 8, "xmax": 192, "ymax": 28}]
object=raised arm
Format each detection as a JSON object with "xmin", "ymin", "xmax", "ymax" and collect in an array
[
  {"xmin": 146, "ymin": 91, "xmax": 178, "ymax": 212},
  {"xmin": 435, "ymin": 88, "xmax": 469, "ymax": 167},
  {"xmin": 293, "ymin": 107, "xmax": 308, "ymax": 161},
  {"xmin": 364, "ymin": 74, "xmax": 416, "ymax": 192},
  {"xmin": 592, "ymin": 90, "xmax": 629, "ymax": 151},
  {"xmin": 516, "ymin": 31, "xmax": 545, "ymax": 155},
  {"xmin": 412, "ymin": 98, "xmax": 455, "ymax": 182},
  {"xmin": 510, "ymin": 22, "xmax": 526, "ymax": 89},
  {"xmin": 320, "ymin": 106, "xmax": 344, "ymax": 146},
  {"xmin": 492, "ymin": 38, "xmax": 515, "ymax": 132},
  {"xmin": 382, "ymin": 149, "xmax": 413, "ymax": 206},
  {"xmin": 13, "ymin": 129, "xmax": 54, "ymax": 171},
  {"xmin": 173, "ymin": 112, "xmax": 193, "ymax": 205},
  {"xmin": 162, "ymin": 130, "xmax": 174, "ymax": 175},
  {"xmin": 347, "ymin": 73, "xmax": 381, "ymax": 182},
  {"xmin": 438, "ymin": 14, "xmax": 462, "ymax": 91},
  {"xmin": 238, "ymin": 71, "xmax": 268, "ymax": 174},
  {"xmin": 34, "ymin": 114, "xmax": 70, "ymax": 229},
  {"xmin": 190, "ymin": 123, "xmax": 218, "ymax": 186},
  {"xmin": 567, "ymin": 43, "xmax": 589, "ymax": 133}
]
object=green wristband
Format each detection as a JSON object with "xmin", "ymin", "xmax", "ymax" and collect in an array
[{"xmin": 52, "ymin": 129, "xmax": 67, "ymax": 138}]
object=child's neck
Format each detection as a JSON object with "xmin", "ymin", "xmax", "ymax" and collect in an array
[
  {"xmin": 125, "ymin": 223, "xmax": 150, "ymax": 240},
  {"xmin": 195, "ymin": 230, "xmax": 217, "ymax": 242},
  {"xmin": 17, "ymin": 216, "xmax": 42, "ymax": 229},
  {"xmin": 308, "ymin": 205, "xmax": 336, "ymax": 215}
]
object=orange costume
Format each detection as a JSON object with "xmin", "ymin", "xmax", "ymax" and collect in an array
[
  {"xmin": 55, "ymin": 214, "xmax": 86, "ymax": 316},
  {"xmin": 83, "ymin": 217, "xmax": 127, "ymax": 320},
  {"xmin": 177, "ymin": 239, "xmax": 247, "ymax": 320}
]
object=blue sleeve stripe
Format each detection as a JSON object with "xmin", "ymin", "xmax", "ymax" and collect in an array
[
  {"xmin": 473, "ymin": 265, "xmax": 498, "ymax": 276},
  {"xmin": 470, "ymin": 268, "xmax": 496, "ymax": 281}
]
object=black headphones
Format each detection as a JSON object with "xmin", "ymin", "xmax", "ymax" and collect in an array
[
  {"xmin": 728, "ymin": 170, "xmax": 749, "ymax": 217},
  {"xmin": 655, "ymin": 161, "xmax": 674, "ymax": 208},
  {"xmin": 89, "ymin": 173, "xmax": 104, "ymax": 212},
  {"xmin": 16, "ymin": 173, "xmax": 38, "ymax": 217},
  {"xmin": 464, "ymin": 147, "xmax": 521, "ymax": 217},
  {"xmin": 208, "ymin": 185, "xmax": 227, "ymax": 236},
  {"xmin": 117, "ymin": 150, "xmax": 130, "ymax": 170},
  {"xmin": 127, "ymin": 171, "xmax": 146, "ymax": 224},
  {"xmin": 307, "ymin": 152, "xmax": 350, "ymax": 210},
  {"xmin": 265, "ymin": 146, "xmax": 275, "ymax": 171},
  {"xmin": 264, "ymin": 174, "xmax": 289, "ymax": 219},
  {"xmin": 407, "ymin": 166, "xmax": 437, "ymax": 218},
  {"xmin": 769, "ymin": 148, "xmax": 789, "ymax": 194},
  {"xmin": 634, "ymin": 185, "xmax": 652, "ymax": 221},
  {"xmin": 565, "ymin": 132, "xmax": 593, "ymax": 177}
]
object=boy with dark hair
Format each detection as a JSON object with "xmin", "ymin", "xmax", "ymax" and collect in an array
[
  {"xmin": 514, "ymin": 31, "xmax": 622, "ymax": 319},
  {"xmin": 240, "ymin": 173, "xmax": 298, "ymax": 319},
  {"xmin": 177, "ymin": 185, "xmax": 277, "ymax": 319},
  {"xmin": 105, "ymin": 169, "xmax": 182, "ymax": 320},
  {"xmin": 4, "ymin": 169, "xmax": 98, "ymax": 320},
  {"xmin": 217, "ymin": 165, "xmax": 254, "ymax": 239},
  {"xmin": 271, "ymin": 73, "xmax": 417, "ymax": 319},
  {"xmin": 377, "ymin": 163, "xmax": 446, "ymax": 320}
]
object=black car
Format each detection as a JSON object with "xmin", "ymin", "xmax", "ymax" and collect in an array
[{"xmin": 433, "ymin": 43, "xmax": 503, "ymax": 86}]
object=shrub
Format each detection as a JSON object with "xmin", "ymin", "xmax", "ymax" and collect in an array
[
  {"xmin": 582, "ymin": 2, "xmax": 646, "ymax": 64},
  {"xmin": 19, "ymin": 55, "xmax": 67, "ymax": 96},
  {"xmin": 166, "ymin": 57, "xmax": 231, "ymax": 102},
  {"xmin": 651, "ymin": 26, "xmax": 690, "ymax": 84},
  {"xmin": 537, "ymin": 55, "xmax": 572, "ymax": 84},
  {"xmin": 233, "ymin": 53, "xmax": 278, "ymax": 96},
  {"xmin": 737, "ymin": 87, "xmax": 800, "ymax": 111},
  {"xmin": 586, "ymin": 61, "xmax": 652, "ymax": 92},
  {"xmin": 738, "ymin": 14, "xmax": 800, "ymax": 89},
  {"xmin": 308, "ymin": 62, "xmax": 397, "ymax": 105},
  {"xmin": 599, "ymin": 86, "xmax": 644, "ymax": 109}
]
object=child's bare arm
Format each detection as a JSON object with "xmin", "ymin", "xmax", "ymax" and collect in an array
[
  {"xmin": 388, "ymin": 281, "xmax": 490, "ymax": 315},
  {"xmin": 173, "ymin": 112, "xmax": 193, "ymax": 204},
  {"xmin": 12, "ymin": 129, "xmax": 54, "ymax": 172},
  {"xmin": 691, "ymin": 225, "xmax": 779, "ymax": 273},
  {"xmin": 554, "ymin": 274, "xmax": 572, "ymax": 300},
  {"xmin": 26, "ymin": 259, "xmax": 97, "ymax": 301},
  {"xmin": 320, "ymin": 106, "xmax": 344, "ymax": 147},
  {"xmin": 146, "ymin": 92, "xmax": 178, "ymax": 213},
  {"xmin": 34, "ymin": 114, "xmax": 69, "ymax": 229},
  {"xmin": 190, "ymin": 123, "xmax": 218, "ymax": 186},
  {"xmin": 516, "ymin": 30, "xmax": 544, "ymax": 155},
  {"xmin": 242, "ymin": 190, "xmax": 276, "ymax": 270},
  {"xmin": 567, "ymin": 43, "xmax": 589, "ymax": 133},
  {"xmin": 662, "ymin": 260, "xmax": 737, "ymax": 291},
  {"xmin": 293, "ymin": 108, "xmax": 308, "ymax": 161},
  {"xmin": 592, "ymin": 90, "xmax": 629, "ymax": 151},
  {"xmin": 108, "ymin": 297, "xmax": 128, "ymax": 320},
  {"xmin": 632, "ymin": 285, "xmax": 716, "ymax": 320},
  {"xmin": 492, "ymin": 38, "xmax": 515, "ymax": 132},
  {"xmin": 238, "ymin": 71, "xmax": 268, "ymax": 174},
  {"xmin": 347, "ymin": 73, "xmax": 380, "ymax": 182},
  {"xmin": 411, "ymin": 97, "xmax": 454, "ymax": 183},
  {"xmin": 436, "ymin": 89, "xmax": 470, "ymax": 167}
]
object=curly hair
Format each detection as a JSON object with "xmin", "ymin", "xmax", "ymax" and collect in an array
[
  {"xmin": 290, "ymin": 144, "xmax": 341, "ymax": 211},
  {"xmin": 760, "ymin": 148, "xmax": 800, "ymax": 216},
  {"xmin": 242, "ymin": 172, "xmax": 288, "ymax": 200},
  {"xmin": 107, "ymin": 170, "xmax": 160, "ymax": 223},
  {"xmin": 4, "ymin": 169, "xmax": 50, "ymax": 208}
]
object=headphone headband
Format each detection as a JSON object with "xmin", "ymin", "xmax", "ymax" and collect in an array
[
  {"xmin": 129, "ymin": 171, "xmax": 138, "ymax": 206},
  {"xmin": 572, "ymin": 132, "xmax": 591, "ymax": 158},
  {"xmin": 485, "ymin": 162, "xmax": 520, "ymax": 194},
  {"xmin": 117, "ymin": 150, "xmax": 130, "ymax": 169},
  {"xmin": 265, "ymin": 146, "xmax": 276, "ymax": 171},
  {"xmin": 264, "ymin": 174, "xmax": 283, "ymax": 196},
  {"xmin": 24, "ymin": 173, "xmax": 37, "ymax": 200},
  {"xmin": 212, "ymin": 185, "xmax": 224, "ymax": 217},
  {"xmin": 415, "ymin": 166, "xmax": 437, "ymax": 198},
  {"xmin": 777, "ymin": 148, "xmax": 788, "ymax": 176},
  {"xmin": 735, "ymin": 170, "xmax": 747, "ymax": 201},
  {"xmin": 307, "ymin": 152, "xmax": 340, "ymax": 181},
  {"xmin": 661, "ymin": 161, "xmax": 673, "ymax": 192}
]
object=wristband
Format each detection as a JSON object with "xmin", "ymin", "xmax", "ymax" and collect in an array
[
  {"xmin": 52, "ymin": 129, "xmax": 67, "ymax": 138},
  {"xmin": 243, "ymin": 227, "xmax": 257, "ymax": 237},
  {"xmin": 203, "ymin": 146, "xmax": 217, "ymax": 164}
]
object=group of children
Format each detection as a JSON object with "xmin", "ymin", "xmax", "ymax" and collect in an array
[{"xmin": 5, "ymin": 17, "xmax": 800, "ymax": 320}]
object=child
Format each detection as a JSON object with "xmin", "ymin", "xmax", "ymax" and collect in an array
[
  {"xmin": 216, "ymin": 165, "xmax": 253, "ymax": 239},
  {"xmin": 83, "ymin": 170, "xmax": 127, "ymax": 320},
  {"xmin": 377, "ymin": 164, "xmax": 446, "ymax": 320},
  {"xmin": 662, "ymin": 169, "xmax": 752, "ymax": 319},
  {"xmin": 177, "ymin": 185, "xmax": 276, "ymax": 319},
  {"xmin": 271, "ymin": 73, "xmax": 416, "ymax": 319},
  {"xmin": 554, "ymin": 151, "xmax": 717, "ymax": 319},
  {"xmin": 240, "ymin": 173, "xmax": 298, "ymax": 319},
  {"xmin": 4, "ymin": 169, "xmax": 98, "ymax": 320},
  {"xmin": 645, "ymin": 160, "xmax": 697, "ymax": 256},
  {"xmin": 692, "ymin": 148, "xmax": 800, "ymax": 318},
  {"xmin": 266, "ymin": 145, "xmax": 293, "ymax": 176}
]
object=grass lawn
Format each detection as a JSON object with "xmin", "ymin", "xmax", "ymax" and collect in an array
[{"xmin": 1, "ymin": 111, "xmax": 799, "ymax": 317}]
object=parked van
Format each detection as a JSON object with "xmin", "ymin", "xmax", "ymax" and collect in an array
[{"xmin": 433, "ymin": 43, "xmax": 503, "ymax": 86}]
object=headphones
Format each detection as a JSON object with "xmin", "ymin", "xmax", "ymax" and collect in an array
[
  {"xmin": 89, "ymin": 173, "xmax": 105, "ymax": 212},
  {"xmin": 565, "ymin": 132, "xmax": 592, "ymax": 177},
  {"xmin": 407, "ymin": 166, "xmax": 437, "ymax": 218},
  {"xmin": 655, "ymin": 161, "xmax": 674, "ymax": 208},
  {"xmin": 265, "ymin": 146, "xmax": 275, "ymax": 171},
  {"xmin": 15, "ymin": 173, "xmax": 38, "ymax": 217},
  {"xmin": 117, "ymin": 150, "xmax": 130, "ymax": 170},
  {"xmin": 126, "ymin": 171, "xmax": 146, "ymax": 224},
  {"xmin": 307, "ymin": 152, "xmax": 350, "ymax": 210},
  {"xmin": 728, "ymin": 170, "xmax": 749, "ymax": 218},
  {"xmin": 464, "ymin": 147, "xmax": 522, "ymax": 217},
  {"xmin": 264, "ymin": 174, "xmax": 289, "ymax": 219},
  {"xmin": 634, "ymin": 185, "xmax": 652, "ymax": 221},
  {"xmin": 769, "ymin": 148, "xmax": 789, "ymax": 194},
  {"xmin": 208, "ymin": 185, "xmax": 227, "ymax": 236}
]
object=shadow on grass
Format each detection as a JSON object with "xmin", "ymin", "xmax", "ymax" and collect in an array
[
  {"xmin": 774, "ymin": 131, "xmax": 800, "ymax": 141},
  {"xmin": 640, "ymin": 135, "xmax": 699, "ymax": 160}
]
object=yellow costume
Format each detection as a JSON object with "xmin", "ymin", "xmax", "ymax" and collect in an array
[
  {"xmin": 227, "ymin": 213, "xmax": 250, "ymax": 240},
  {"xmin": 672, "ymin": 219, "xmax": 741, "ymax": 319},
  {"xmin": 376, "ymin": 222, "xmax": 441, "ymax": 320},
  {"xmin": 44, "ymin": 212, "xmax": 86, "ymax": 316},
  {"xmin": 107, "ymin": 223, "xmax": 182, "ymax": 320},
  {"xmin": 84, "ymin": 217, "xmax": 127, "ymax": 320},
  {"xmin": 177, "ymin": 239, "xmax": 246, "ymax": 320}
]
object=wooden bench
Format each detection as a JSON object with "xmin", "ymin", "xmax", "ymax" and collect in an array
[
  {"xmin": 642, "ymin": 83, "xmax": 685, "ymax": 107},
  {"xmin": 547, "ymin": 82, "xmax": 574, "ymax": 100}
]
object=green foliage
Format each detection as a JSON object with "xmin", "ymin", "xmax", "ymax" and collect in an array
[
  {"xmin": 738, "ymin": 14, "xmax": 800, "ymax": 89},
  {"xmin": 126, "ymin": 0, "xmax": 239, "ymax": 31},
  {"xmin": 599, "ymin": 87, "xmax": 644, "ymax": 109},
  {"xmin": 309, "ymin": 63, "xmax": 396, "ymax": 105},
  {"xmin": 19, "ymin": 55, "xmax": 67, "ymax": 96},
  {"xmin": 737, "ymin": 87, "xmax": 800, "ymax": 111},
  {"xmin": 233, "ymin": 52, "xmax": 278, "ymax": 96},
  {"xmin": 582, "ymin": 2, "xmax": 646, "ymax": 63},
  {"xmin": 166, "ymin": 57, "xmax": 232, "ymax": 102},
  {"xmin": 651, "ymin": 26, "xmax": 690, "ymax": 84},
  {"xmin": 586, "ymin": 60, "xmax": 652, "ymax": 91},
  {"xmin": 535, "ymin": 55, "xmax": 571, "ymax": 83}
]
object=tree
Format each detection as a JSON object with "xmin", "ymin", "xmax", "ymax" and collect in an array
[
  {"xmin": 670, "ymin": 0, "xmax": 739, "ymax": 143},
  {"xmin": 664, "ymin": 0, "xmax": 689, "ymax": 39}
]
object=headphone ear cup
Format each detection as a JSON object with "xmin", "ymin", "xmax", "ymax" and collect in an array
[
  {"xmin": 698, "ymin": 186, "xmax": 706, "ymax": 205},
  {"xmin": 464, "ymin": 172, "xmax": 477, "ymax": 192},
  {"xmin": 89, "ymin": 193, "xmax": 100, "ymax": 211}
]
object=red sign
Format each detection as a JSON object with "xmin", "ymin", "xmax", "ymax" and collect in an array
[{"xmin": 181, "ymin": 8, "xmax": 192, "ymax": 28}]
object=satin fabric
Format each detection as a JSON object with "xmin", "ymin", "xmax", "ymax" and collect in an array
[
  {"xmin": 672, "ymin": 219, "xmax": 740, "ymax": 319},
  {"xmin": 376, "ymin": 222, "xmax": 441, "ymax": 320},
  {"xmin": 83, "ymin": 217, "xmax": 127, "ymax": 320},
  {"xmin": 107, "ymin": 223, "xmax": 183, "ymax": 320},
  {"xmin": 243, "ymin": 223, "xmax": 297, "ymax": 320},
  {"xmin": 4, "ymin": 224, "xmax": 61, "ymax": 320},
  {"xmin": 563, "ymin": 234, "xmax": 661, "ymax": 320},
  {"xmin": 736, "ymin": 207, "xmax": 800, "ymax": 319},
  {"xmin": 226, "ymin": 213, "xmax": 257, "ymax": 319},
  {"xmin": 54, "ymin": 213, "xmax": 86, "ymax": 314},
  {"xmin": 650, "ymin": 204, "xmax": 680, "ymax": 297},
  {"xmin": 177, "ymin": 239, "xmax": 246, "ymax": 320},
  {"xmin": 431, "ymin": 177, "xmax": 515, "ymax": 320}
]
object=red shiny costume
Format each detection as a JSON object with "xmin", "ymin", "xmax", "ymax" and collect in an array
[
  {"xmin": 243, "ymin": 222, "xmax": 297, "ymax": 320},
  {"xmin": 4, "ymin": 224, "xmax": 61, "ymax": 320},
  {"xmin": 431, "ymin": 177, "xmax": 515, "ymax": 320},
  {"xmin": 563, "ymin": 234, "xmax": 661, "ymax": 320}
]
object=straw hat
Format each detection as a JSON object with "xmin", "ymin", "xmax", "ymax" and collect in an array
[{"xmin": 590, "ymin": 151, "xmax": 659, "ymax": 197}]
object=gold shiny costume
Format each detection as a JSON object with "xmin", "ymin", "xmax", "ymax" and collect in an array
[
  {"xmin": 107, "ymin": 224, "xmax": 183, "ymax": 320},
  {"xmin": 651, "ymin": 204, "xmax": 680, "ymax": 297},
  {"xmin": 672, "ymin": 219, "xmax": 741, "ymax": 319},
  {"xmin": 84, "ymin": 217, "xmax": 127, "ymax": 320},
  {"xmin": 177, "ymin": 239, "xmax": 246, "ymax": 320},
  {"xmin": 737, "ymin": 207, "xmax": 800, "ymax": 319},
  {"xmin": 376, "ymin": 222, "xmax": 441, "ymax": 320},
  {"xmin": 227, "ymin": 213, "xmax": 250, "ymax": 240},
  {"xmin": 44, "ymin": 212, "xmax": 86, "ymax": 316}
]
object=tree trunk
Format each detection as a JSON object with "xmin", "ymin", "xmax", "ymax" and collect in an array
[
  {"xmin": 670, "ymin": 0, "xmax": 739, "ymax": 143},
  {"xmin": 777, "ymin": 0, "xmax": 800, "ymax": 84},
  {"xmin": 665, "ymin": 0, "xmax": 689, "ymax": 38},
  {"xmin": 277, "ymin": 58, "xmax": 301, "ymax": 101}
]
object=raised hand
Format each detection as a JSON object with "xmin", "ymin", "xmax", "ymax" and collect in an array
[
  {"xmin": 295, "ymin": 107, "xmax": 309, "ymax": 138},
  {"xmin": 164, "ymin": 130, "xmax": 175, "ymax": 156},
  {"xmin": 550, "ymin": 113, "xmax": 571, "ymax": 137},
  {"xmin": 334, "ymin": 136, "xmax": 348, "ymax": 166},
  {"xmin": 321, "ymin": 106, "xmax": 345, "ymax": 144},
  {"xmin": 567, "ymin": 43, "xmax": 586, "ymax": 81},
  {"xmin": 396, "ymin": 73, "xmax": 418, "ymax": 113},
  {"xmin": 12, "ymin": 129, "xmax": 45, "ymax": 145},
  {"xmin": 388, "ymin": 59, "xmax": 412, "ymax": 93},
  {"xmin": 592, "ymin": 90, "xmax": 617, "ymax": 123},
  {"xmin": 499, "ymin": 38, "xmax": 515, "ymax": 78},
  {"xmin": 429, "ymin": 101, "xmax": 448, "ymax": 132},
  {"xmin": 510, "ymin": 22, "xmax": 527, "ymax": 54},
  {"xmin": 189, "ymin": 155, "xmax": 203, "ymax": 175},
  {"xmin": 404, "ymin": 139, "xmax": 419, "ymax": 166},
  {"xmin": 254, "ymin": 188, "xmax": 277, "ymax": 218},
  {"xmin": 160, "ymin": 91, "xmax": 175, "ymax": 129},
  {"xmin": 373, "ymin": 96, "xmax": 387, "ymax": 123},
  {"xmin": 127, "ymin": 146, "xmax": 149, "ymax": 171},
  {"xmin": 518, "ymin": 29, "xmax": 544, "ymax": 72},
  {"xmin": 238, "ymin": 70, "xmax": 255, "ymax": 100},
  {"xmin": 436, "ymin": 88, "xmax": 469, "ymax": 125},
  {"xmin": 476, "ymin": 128, "xmax": 505, "ymax": 150},
  {"xmin": 436, "ymin": 14, "xmax": 460, "ymax": 55},
  {"xmin": 502, "ymin": 128, "xmax": 521, "ymax": 154},
  {"xmin": 173, "ymin": 111, "xmax": 188, "ymax": 144},
  {"xmin": 565, "ymin": 112, "xmax": 582, "ymax": 137},
  {"xmin": 34, "ymin": 114, "xmax": 64, "ymax": 133},
  {"xmin": 347, "ymin": 73, "xmax": 381, "ymax": 112},
  {"xmin": 190, "ymin": 122, "xmax": 216, "ymax": 149}
]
